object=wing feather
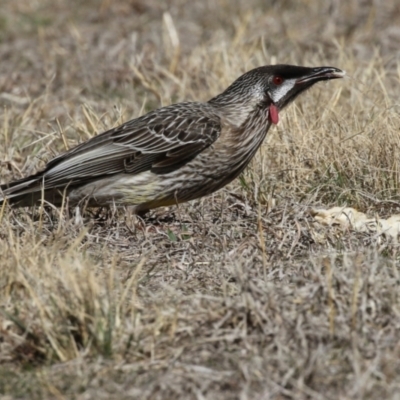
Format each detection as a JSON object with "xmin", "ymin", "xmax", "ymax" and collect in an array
[{"xmin": 29, "ymin": 102, "xmax": 221, "ymax": 190}]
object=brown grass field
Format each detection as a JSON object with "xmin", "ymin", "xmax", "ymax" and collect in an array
[{"xmin": 1, "ymin": 0, "xmax": 400, "ymax": 398}]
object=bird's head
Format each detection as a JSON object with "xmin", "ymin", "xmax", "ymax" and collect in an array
[{"xmin": 209, "ymin": 64, "xmax": 345, "ymax": 126}]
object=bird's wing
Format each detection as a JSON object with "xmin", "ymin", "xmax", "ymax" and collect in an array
[{"xmin": 37, "ymin": 103, "xmax": 221, "ymax": 188}]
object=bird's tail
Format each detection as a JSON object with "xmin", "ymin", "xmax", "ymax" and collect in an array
[{"xmin": 0, "ymin": 174, "xmax": 64, "ymax": 207}]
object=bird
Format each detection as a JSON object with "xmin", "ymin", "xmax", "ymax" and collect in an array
[{"xmin": 0, "ymin": 64, "xmax": 345, "ymax": 213}]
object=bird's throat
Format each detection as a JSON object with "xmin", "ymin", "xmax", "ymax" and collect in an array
[{"xmin": 269, "ymin": 104, "xmax": 279, "ymax": 124}]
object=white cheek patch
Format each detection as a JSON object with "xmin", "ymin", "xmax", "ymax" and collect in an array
[{"xmin": 270, "ymin": 79, "xmax": 296, "ymax": 103}]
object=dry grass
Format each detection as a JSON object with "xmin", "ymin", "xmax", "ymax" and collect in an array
[{"xmin": 1, "ymin": 0, "xmax": 400, "ymax": 398}]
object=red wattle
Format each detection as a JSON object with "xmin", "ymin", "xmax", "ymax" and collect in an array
[{"xmin": 269, "ymin": 104, "xmax": 279, "ymax": 124}]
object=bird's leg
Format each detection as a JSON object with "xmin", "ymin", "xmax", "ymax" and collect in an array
[
  {"xmin": 137, "ymin": 209, "xmax": 150, "ymax": 218},
  {"xmin": 123, "ymin": 206, "xmax": 151, "ymax": 233}
]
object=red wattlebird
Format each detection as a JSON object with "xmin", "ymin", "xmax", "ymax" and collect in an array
[{"xmin": 0, "ymin": 65, "xmax": 345, "ymax": 212}]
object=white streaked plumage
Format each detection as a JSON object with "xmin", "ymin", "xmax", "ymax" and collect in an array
[{"xmin": 0, "ymin": 65, "xmax": 344, "ymax": 210}]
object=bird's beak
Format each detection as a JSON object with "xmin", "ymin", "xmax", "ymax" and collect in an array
[
  {"xmin": 273, "ymin": 65, "xmax": 345, "ymax": 113},
  {"xmin": 295, "ymin": 67, "xmax": 346, "ymax": 85}
]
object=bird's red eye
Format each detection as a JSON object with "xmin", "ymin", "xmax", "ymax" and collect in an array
[{"xmin": 272, "ymin": 76, "xmax": 284, "ymax": 85}]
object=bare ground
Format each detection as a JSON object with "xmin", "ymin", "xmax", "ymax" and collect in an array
[{"xmin": 1, "ymin": 1, "xmax": 400, "ymax": 399}]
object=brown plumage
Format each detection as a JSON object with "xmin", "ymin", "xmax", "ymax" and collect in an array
[{"xmin": 0, "ymin": 65, "xmax": 345, "ymax": 212}]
